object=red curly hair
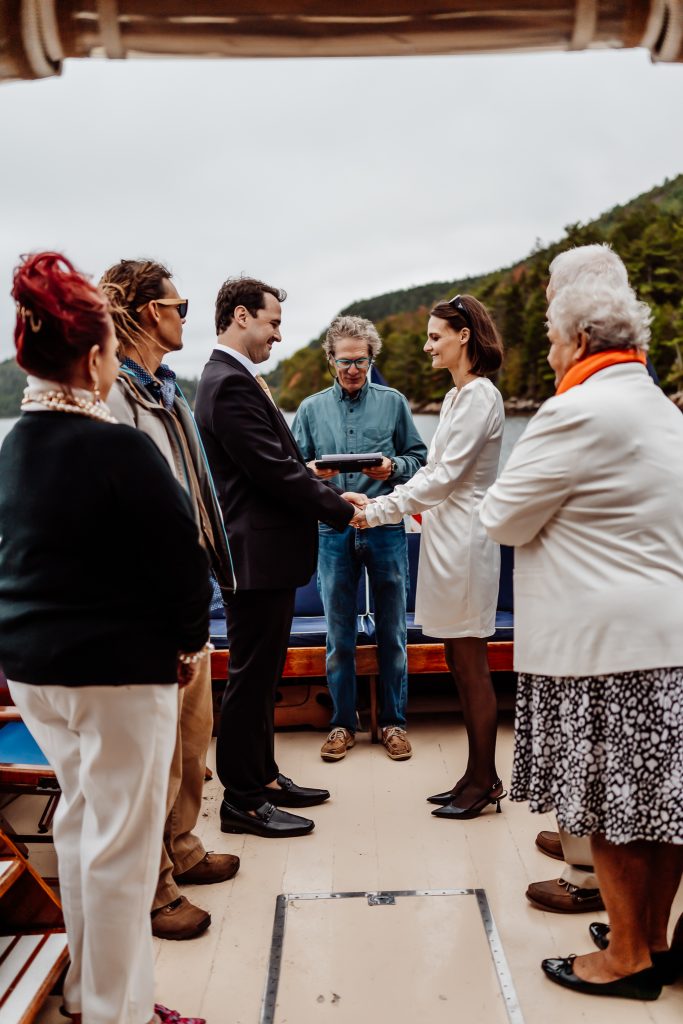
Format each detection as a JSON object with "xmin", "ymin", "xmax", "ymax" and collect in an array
[{"xmin": 12, "ymin": 252, "xmax": 110, "ymax": 380}]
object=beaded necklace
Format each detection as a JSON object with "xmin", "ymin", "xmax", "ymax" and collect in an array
[{"xmin": 21, "ymin": 389, "xmax": 118, "ymax": 425}]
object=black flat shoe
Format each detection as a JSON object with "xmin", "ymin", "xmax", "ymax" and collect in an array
[
  {"xmin": 431, "ymin": 780, "xmax": 506, "ymax": 820},
  {"xmin": 589, "ymin": 923, "xmax": 683, "ymax": 985},
  {"xmin": 541, "ymin": 955, "xmax": 661, "ymax": 1000},
  {"xmin": 220, "ymin": 800, "xmax": 314, "ymax": 838},
  {"xmin": 262, "ymin": 774, "xmax": 330, "ymax": 808}
]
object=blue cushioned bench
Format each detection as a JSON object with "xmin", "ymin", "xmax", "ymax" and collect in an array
[
  {"xmin": 210, "ymin": 532, "xmax": 514, "ymax": 738},
  {"xmin": 0, "ymin": 707, "xmax": 60, "ymax": 843}
]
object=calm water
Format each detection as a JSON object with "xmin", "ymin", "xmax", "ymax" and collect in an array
[{"xmin": 0, "ymin": 413, "xmax": 531, "ymax": 466}]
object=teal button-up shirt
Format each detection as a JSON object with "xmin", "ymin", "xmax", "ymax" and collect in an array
[{"xmin": 292, "ymin": 380, "xmax": 427, "ymax": 498}]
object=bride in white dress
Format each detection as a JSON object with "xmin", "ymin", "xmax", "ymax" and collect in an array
[{"xmin": 349, "ymin": 294, "xmax": 505, "ymax": 820}]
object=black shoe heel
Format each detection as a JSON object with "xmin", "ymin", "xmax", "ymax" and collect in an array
[{"xmin": 431, "ymin": 780, "xmax": 507, "ymax": 821}]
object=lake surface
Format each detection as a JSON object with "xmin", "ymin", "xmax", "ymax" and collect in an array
[{"xmin": 0, "ymin": 412, "xmax": 532, "ymax": 466}]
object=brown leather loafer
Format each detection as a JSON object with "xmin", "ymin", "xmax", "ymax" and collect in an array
[
  {"xmin": 174, "ymin": 851, "xmax": 240, "ymax": 885},
  {"xmin": 321, "ymin": 727, "xmax": 355, "ymax": 761},
  {"xmin": 526, "ymin": 878, "xmax": 604, "ymax": 913},
  {"xmin": 535, "ymin": 830, "xmax": 564, "ymax": 860},
  {"xmin": 151, "ymin": 895, "xmax": 211, "ymax": 940},
  {"xmin": 382, "ymin": 726, "xmax": 412, "ymax": 761}
]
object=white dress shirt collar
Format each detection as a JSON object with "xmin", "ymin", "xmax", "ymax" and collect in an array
[{"xmin": 214, "ymin": 342, "xmax": 259, "ymax": 377}]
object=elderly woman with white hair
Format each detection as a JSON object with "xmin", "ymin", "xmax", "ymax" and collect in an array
[{"xmin": 480, "ymin": 277, "xmax": 683, "ymax": 1000}]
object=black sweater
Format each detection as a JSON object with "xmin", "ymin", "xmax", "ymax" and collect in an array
[{"xmin": 0, "ymin": 413, "xmax": 211, "ymax": 686}]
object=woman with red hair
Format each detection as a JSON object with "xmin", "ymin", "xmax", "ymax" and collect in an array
[{"xmin": 0, "ymin": 252, "xmax": 211, "ymax": 1024}]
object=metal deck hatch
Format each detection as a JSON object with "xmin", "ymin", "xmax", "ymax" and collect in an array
[{"xmin": 261, "ymin": 888, "xmax": 524, "ymax": 1024}]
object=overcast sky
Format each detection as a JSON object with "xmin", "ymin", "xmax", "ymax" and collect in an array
[{"xmin": 0, "ymin": 46, "xmax": 681, "ymax": 377}]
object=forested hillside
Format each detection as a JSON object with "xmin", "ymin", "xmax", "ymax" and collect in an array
[
  {"xmin": 1, "ymin": 175, "xmax": 681, "ymax": 416},
  {"xmin": 268, "ymin": 174, "xmax": 683, "ymax": 410}
]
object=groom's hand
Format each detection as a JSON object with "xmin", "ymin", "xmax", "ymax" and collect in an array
[{"xmin": 342, "ymin": 491, "xmax": 369, "ymax": 507}]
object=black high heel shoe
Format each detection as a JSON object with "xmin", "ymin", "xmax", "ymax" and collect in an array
[
  {"xmin": 427, "ymin": 777, "xmax": 503, "ymax": 806},
  {"xmin": 431, "ymin": 780, "xmax": 507, "ymax": 820},
  {"xmin": 589, "ymin": 923, "xmax": 683, "ymax": 985}
]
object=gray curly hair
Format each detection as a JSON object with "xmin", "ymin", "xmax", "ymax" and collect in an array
[
  {"xmin": 547, "ymin": 282, "xmax": 651, "ymax": 353},
  {"xmin": 323, "ymin": 315, "xmax": 383, "ymax": 360},
  {"xmin": 547, "ymin": 244, "xmax": 628, "ymax": 300}
]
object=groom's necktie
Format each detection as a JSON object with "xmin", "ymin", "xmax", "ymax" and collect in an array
[{"xmin": 255, "ymin": 374, "xmax": 276, "ymax": 406}]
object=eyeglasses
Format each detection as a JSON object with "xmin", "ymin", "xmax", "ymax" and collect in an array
[
  {"xmin": 137, "ymin": 298, "xmax": 189, "ymax": 319},
  {"xmin": 447, "ymin": 294, "xmax": 472, "ymax": 328},
  {"xmin": 333, "ymin": 357, "xmax": 372, "ymax": 370}
]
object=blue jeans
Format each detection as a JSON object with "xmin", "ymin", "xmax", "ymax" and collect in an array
[{"xmin": 317, "ymin": 523, "xmax": 409, "ymax": 732}]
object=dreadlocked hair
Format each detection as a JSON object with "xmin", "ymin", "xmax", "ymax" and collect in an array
[
  {"xmin": 99, "ymin": 259, "xmax": 172, "ymax": 362},
  {"xmin": 12, "ymin": 252, "xmax": 110, "ymax": 380}
]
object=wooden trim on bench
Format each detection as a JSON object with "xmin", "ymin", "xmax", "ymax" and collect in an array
[
  {"xmin": 211, "ymin": 641, "xmax": 513, "ymax": 681},
  {"xmin": 211, "ymin": 640, "xmax": 514, "ymax": 740}
]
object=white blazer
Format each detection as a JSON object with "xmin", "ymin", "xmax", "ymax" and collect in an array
[{"xmin": 480, "ymin": 363, "xmax": 683, "ymax": 677}]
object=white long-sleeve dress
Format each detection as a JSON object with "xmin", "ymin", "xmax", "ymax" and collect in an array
[{"xmin": 365, "ymin": 377, "xmax": 504, "ymax": 638}]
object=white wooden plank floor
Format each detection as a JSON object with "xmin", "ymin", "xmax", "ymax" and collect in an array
[{"xmin": 30, "ymin": 713, "xmax": 683, "ymax": 1024}]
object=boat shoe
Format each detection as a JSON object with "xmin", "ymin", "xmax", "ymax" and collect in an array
[
  {"xmin": 382, "ymin": 726, "xmax": 412, "ymax": 760},
  {"xmin": 526, "ymin": 877, "xmax": 604, "ymax": 913},
  {"xmin": 321, "ymin": 727, "xmax": 356, "ymax": 761},
  {"xmin": 535, "ymin": 830, "xmax": 564, "ymax": 860},
  {"xmin": 174, "ymin": 851, "xmax": 240, "ymax": 885}
]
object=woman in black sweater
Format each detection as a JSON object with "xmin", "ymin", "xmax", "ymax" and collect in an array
[{"xmin": 0, "ymin": 253, "xmax": 210, "ymax": 1024}]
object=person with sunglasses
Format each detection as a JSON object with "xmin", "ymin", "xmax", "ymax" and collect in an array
[
  {"xmin": 348, "ymin": 296, "xmax": 505, "ymax": 819},
  {"xmin": 293, "ymin": 315, "xmax": 427, "ymax": 762},
  {"xmin": 99, "ymin": 259, "xmax": 240, "ymax": 942}
]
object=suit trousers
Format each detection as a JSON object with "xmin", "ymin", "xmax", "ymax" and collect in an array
[
  {"xmin": 8, "ymin": 680, "xmax": 177, "ymax": 1024},
  {"xmin": 217, "ymin": 588, "xmax": 296, "ymax": 809},
  {"xmin": 154, "ymin": 654, "xmax": 213, "ymax": 910}
]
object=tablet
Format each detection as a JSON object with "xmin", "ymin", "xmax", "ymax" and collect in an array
[{"xmin": 315, "ymin": 452, "xmax": 383, "ymax": 472}]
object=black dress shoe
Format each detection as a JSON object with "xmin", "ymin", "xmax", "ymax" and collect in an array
[
  {"xmin": 589, "ymin": 922, "xmax": 610, "ymax": 950},
  {"xmin": 220, "ymin": 800, "xmax": 314, "ymax": 838},
  {"xmin": 262, "ymin": 774, "xmax": 330, "ymax": 808},
  {"xmin": 589, "ymin": 923, "xmax": 683, "ymax": 985},
  {"xmin": 541, "ymin": 955, "xmax": 661, "ymax": 1000},
  {"xmin": 431, "ymin": 780, "xmax": 507, "ymax": 820}
]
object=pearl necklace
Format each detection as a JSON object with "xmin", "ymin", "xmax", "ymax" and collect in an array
[{"xmin": 21, "ymin": 390, "xmax": 118, "ymax": 425}]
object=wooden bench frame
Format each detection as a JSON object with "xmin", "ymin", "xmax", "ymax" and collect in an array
[{"xmin": 210, "ymin": 640, "xmax": 513, "ymax": 741}]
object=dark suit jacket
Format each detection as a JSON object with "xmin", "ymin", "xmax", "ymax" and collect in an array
[{"xmin": 195, "ymin": 349, "xmax": 354, "ymax": 590}]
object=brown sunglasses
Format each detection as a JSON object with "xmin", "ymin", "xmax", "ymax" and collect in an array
[{"xmin": 137, "ymin": 297, "xmax": 189, "ymax": 319}]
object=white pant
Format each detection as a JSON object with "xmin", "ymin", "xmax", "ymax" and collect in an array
[
  {"xmin": 559, "ymin": 826, "xmax": 599, "ymax": 889},
  {"xmin": 9, "ymin": 681, "xmax": 177, "ymax": 1024}
]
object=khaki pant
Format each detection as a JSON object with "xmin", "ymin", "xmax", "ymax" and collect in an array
[
  {"xmin": 559, "ymin": 826, "xmax": 599, "ymax": 889},
  {"xmin": 9, "ymin": 680, "xmax": 177, "ymax": 1024},
  {"xmin": 153, "ymin": 655, "xmax": 214, "ymax": 910}
]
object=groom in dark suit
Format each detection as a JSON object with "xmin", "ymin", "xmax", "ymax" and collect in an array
[{"xmin": 195, "ymin": 277, "xmax": 356, "ymax": 838}]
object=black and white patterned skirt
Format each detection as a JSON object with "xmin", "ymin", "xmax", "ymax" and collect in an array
[{"xmin": 511, "ymin": 667, "xmax": 683, "ymax": 845}]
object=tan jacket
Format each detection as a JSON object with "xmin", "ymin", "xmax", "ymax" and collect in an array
[{"xmin": 108, "ymin": 371, "xmax": 236, "ymax": 592}]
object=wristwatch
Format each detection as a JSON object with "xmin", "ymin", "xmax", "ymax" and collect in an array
[{"xmin": 390, "ymin": 458, "xmax": 398, "ymax": 475}]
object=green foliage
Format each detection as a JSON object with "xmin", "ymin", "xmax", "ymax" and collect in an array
[{"xmin": 267, "ymin": 174, "xmax": 683, "ymax": 409}]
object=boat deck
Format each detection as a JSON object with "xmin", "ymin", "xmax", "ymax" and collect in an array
[{"xmin": 29, "ymin": 713, "xmax": 682, "ymax": 1024}]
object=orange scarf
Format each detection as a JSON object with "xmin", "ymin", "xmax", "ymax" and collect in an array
[{"xmin": 555, "ymin": 349, "xmax": 646, "ymax": 395}]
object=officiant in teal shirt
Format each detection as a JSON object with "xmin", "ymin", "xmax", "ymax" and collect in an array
[{"xmin": 293, "ymin": 315, "xmax": 427, "ymax": 763}]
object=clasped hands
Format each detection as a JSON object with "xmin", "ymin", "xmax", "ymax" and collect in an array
[{"xmin": 342, "ymin": 491, "xmax": 374, "ymax": 529}]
